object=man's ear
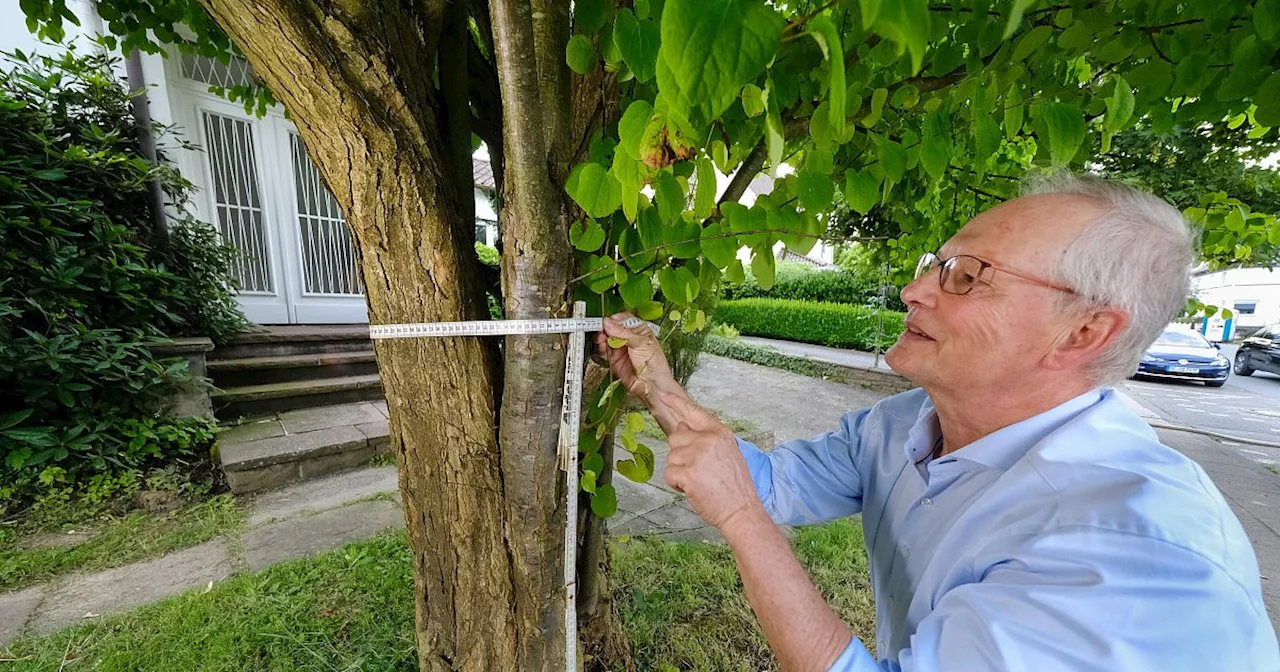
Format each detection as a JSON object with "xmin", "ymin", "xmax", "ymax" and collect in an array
[{"xmin": 1043, "ymin": 306, "xmax": 1131, "ymax": 373}]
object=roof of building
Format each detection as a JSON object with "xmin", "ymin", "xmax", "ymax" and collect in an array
[{"xmin": 473, "ymin": 158, "xmax": 496, "ymax": 191}]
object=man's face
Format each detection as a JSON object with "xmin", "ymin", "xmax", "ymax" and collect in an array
[{"xmin": 884, "ymin": 195, "xmax": 1104, "ymax": 394}]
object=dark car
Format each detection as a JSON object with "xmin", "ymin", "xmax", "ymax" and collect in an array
[
  {"xmin": 1234, "ymin": 323, "xmax": 1280, "ymax": 378},
  {"xmin": 1135, "ymin": 327, "xmax": 1230, "ymax": 387}
]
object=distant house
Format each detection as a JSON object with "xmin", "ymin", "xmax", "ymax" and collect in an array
[
  {"xmin": 1193, "ymin": 267, "xmax": 1280, "ymax": 335},
  {"xmin": 1, "ymin": 3, "xmax": 500, "ymax": 325}
]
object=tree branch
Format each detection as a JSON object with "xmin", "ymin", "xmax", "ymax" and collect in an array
[{"xmin": 718, "ymin": 141, "xmax": 768, "ymax": 206}]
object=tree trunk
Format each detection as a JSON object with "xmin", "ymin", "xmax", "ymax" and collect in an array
[{"xmin": 198, "ymin": 0, "xmax": 634, "ymax": 668}]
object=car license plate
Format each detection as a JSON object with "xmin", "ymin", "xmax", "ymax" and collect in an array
[{"xmin": 1167, "ymin": 365, "xmax": 1199, "ymax": 373}]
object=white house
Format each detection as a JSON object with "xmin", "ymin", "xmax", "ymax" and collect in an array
[
  {"xmin": 1193, "ymin": 267, "xmax": 1280, "ymax": 335},
  {"xmin": 2, "ymin": 2, "xmax": 499, "ymax": 326}
]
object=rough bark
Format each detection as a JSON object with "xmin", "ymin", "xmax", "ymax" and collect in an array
[{"xmin": 196, "ymin": 2, "xmax": 514, "ymax": 670}]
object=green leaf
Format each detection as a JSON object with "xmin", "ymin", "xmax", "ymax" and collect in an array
[
  {"xmin": 1012, "ymin": 25, "xmax": 1052, "ymax": 62},
  {"xmin": 860, "ymin": 0, "xmax": 883, "ymax": 28},
  {"xmin": 32, "ymin": 168, "xmax": 66, "ymax": 181},
  {"xmin": 796, "ymin": 171, "xmax": 835, "ymax": 211},
  {"xmin": 575, "ymin": 0, "xmax": 612, "ymax": 34},
  {"xmin": 591, "ymin": 483, "xmax": 618, "ymax": 517},
  {"xmin": 1036, "ymin": 102, "xmax": 1087, "ymax": 166},
  {"xmin": 862, "ymin": 87, "xmax": 887, "ymax": 128},
  {"xmin": 806, "ymin": 16, "xmax": 845, "ymax": 139},
  {"xmin": 655, "ymin": 0, "xmax": 784, "ymax": 128},
  {"xmin": 694, "ymin": 158, "xmax": 717, "ymax": 219},
  {"xmin": 0, "ymin": 409, "xmax": 34, "ymax": 432},
  {"xmin": 625, "ymin": 412, "xmax": 645, "ymax": 434},
  {"xmin": 654, "ymin": 171, "xmax": 686, "ymax": 224},
  {"xmin": 566, "ymin": 163, "xmax": 623, "ymax": 218},
  {"xmin": 1104, "ymin": 76, "xmax": 1135, "ymax": 132},
  {"xmin": 1253, "ymin": 73, "xmax": 1280, "ymax": 127},
  {"xmin": 845, "ymin": 169, "xmax": 882, "ymax": 214},
  {"xmin": 638, "ymin": 300, "xmax": 665, "ymax": 320},
  {"xmin": 875, "ymin": 136, "xmax": 907, "ymax": 183},
  {"xmin": 618, "ymin": 100, "xmax": 655, "ymax": 159},
  {"xmin": 619, "ymin": 225, "xmax": 655, "ymax": 271},
  {"xmin": 612, "ymin": 153, "xmax": 646, "ymax": 222},
  {"xmin": 580, "ymin": 470, "xmax": 598, "ymax": 493},
  {"xmin": 765, "ymin": 87, "xmax": 785, "ymax": 177},
  {"xmin": 1257, "ymin": 0, "xmax": 1280, "ymax": 41},
  {"xmin": 570, "ymin": 219, "xmax": 607, "ymax": 252},
  {"xmin": 617, "ymin": 434, "xmax": 656, "ymax": 482},
  {"xmin": 741, "ymin": 83, "xmax": 765, "ymax": 117},
  {"xmin": 751, "ymin": 246, "xmax": 776, "ymax": 289},
  {"xmin": 870, "ymin": 0, "xmax": 930, "ymax": 74},
  {"xmin": 919, "ymin": 134, "xmax": 950, "ymax": 181},
  {"xmin": 724, "ymin": 202, "xmax": 768, "ymax": 247},
  {"xmin": 581, "ymin": 255, "xmax": 619, "ymax": 293},
  {"xmin": 614, "ymin": 9, "xmax": 660, "ymax": 82},
  {"xmin": 806, "ymin": 149, "xmax": 834, "ymax": 175},
  {"xmin": 567, "ymin": 35, "xmax": 598, "ymax": 74},
  {"xmin": 1003, "ymin": 87, "xmax": 1024, "ymax": 139},
  {"xmin": 973, "ymin": 105, "xmax": 1001, "ymax": 164},
  {"xmin": 1003, "ymin": 0, "xmax": 1040, "ymax": 39},
  {"xmin": 658, "ymin": 265, "xmax": 701, "ymax": 304},
  {"xmin": 620, "ymin": 272, "xmax": 654, "ymax": 308},
  {"xmin": 712, "ymin": 140, "xmax": 731, "ymax": 173}
]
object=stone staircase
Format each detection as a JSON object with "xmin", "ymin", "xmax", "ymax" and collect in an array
[
  {"xmin": 208, "ymin": 326, "xmax": 383, "ymax": 421},
  {"xmin": 209, "ymin": 327, "xmax": 390, "ymax": 494}
]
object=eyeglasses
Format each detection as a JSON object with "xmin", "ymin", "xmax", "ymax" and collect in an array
[{"xmin": 914, "ymin": 252, "xmax": 1075, "ymax": 296}]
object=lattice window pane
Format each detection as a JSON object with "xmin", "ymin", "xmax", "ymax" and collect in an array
[
  {"xmin": 290, "ymin": 134, "xmax": 363, "ymax": 296},
  {"xmin": 203, "ymin": 112, "xmax": 272, "ymax": 292},
  {"xmin": 181, "ymin": 54, "xmax": 255, "ymax": 89}
]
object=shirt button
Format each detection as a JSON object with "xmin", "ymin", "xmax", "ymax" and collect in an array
[
  {"xmin": 904, "ymin": 546, "xmax": 911, "ymax": 558},
  {"xmin": 921, "ymin": 497, "xmax": 934, "ymax": 508}
]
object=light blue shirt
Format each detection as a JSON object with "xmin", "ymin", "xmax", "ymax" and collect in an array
[{"xmin": 737, "ymin": 387, "xmax": 1280, "ymax": 671}]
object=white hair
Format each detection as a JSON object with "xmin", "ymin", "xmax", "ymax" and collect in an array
[{"xmin": 1021, "ymin": 172, "xmax": 1195, "ymax": 386}]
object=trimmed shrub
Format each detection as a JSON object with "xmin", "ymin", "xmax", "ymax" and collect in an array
[
  {"xmin": 721, "ymin": 261, "xmax": 878, "ymax": 304},
  {"xmin": 714, "ymin": 298, "xmax": 905, "ymax": 351}
]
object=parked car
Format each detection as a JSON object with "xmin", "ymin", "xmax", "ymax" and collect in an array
[
  {"xmin": 1233, "ymin": 323, "xmax": 1280, "ymax": 377},
  {"xmin": 1135, "ymin": 327, "xmax": 1230, "ymax": 387}
]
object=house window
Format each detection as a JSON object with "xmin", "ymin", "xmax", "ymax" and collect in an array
[
  {"xmin": 181, "ymin": 54, "xmax": 255, "ymax": 89},
  {"xmin": 202, "ymin": 112, "xmax": 272, "ymax": 292},
  {"xmin": 475, "ymin": 219, "xmax": 498, "ymax": 246},
  {"xmin": 1234, "ymin": 302, "xmax": 1257, "ymax": 315}
]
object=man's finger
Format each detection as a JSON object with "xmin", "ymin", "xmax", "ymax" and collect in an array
[
  {"xmin": 664, "ymin": 463, "xmax": 686, "ymax": 493},
  {"xmin": 603, "ymin": 315, "xmax": 655, "ymax": 348}
]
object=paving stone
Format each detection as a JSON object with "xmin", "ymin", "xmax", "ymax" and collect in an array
[
  {"xmin": 220, "ymin": 425, "xmax": 367, "ymax": 471},
  {"xmin": 30, "ymin": 540, "xmax": 233, "ymax": 635},
  {"xmin": 243, "ymin": 500, "xmax": 403, "ymax": 571},
  {"xmin": 247, "ymin": 465, "xmax": 399, "ymax": 526},
  {"xmin": 218, "ymin": 417, "xmax": 285, "ymax": 444},
  {"xmin": 0, "ymin": 586, "xmax": 43, "ymax": 647},
  {"xmin": 278, "ymin": 402, "xmax": 384, "ymax": 434},
  {"xmin": 372, "ymin": 400, "xmax": 390, "ymax": 418},
  {"xmin": 614, "ymin": 476, "xmax": 676, "ymax": 518},
  {"xmin": 356, "ymin": 418, "xmax": 391, "ymax": 449},
  {"xmin": 225, "ymin": 461, "xmax": 298, "ymax": 495},
  {"xmin": 299, "ymin": 445, "xmax": 378, "ymax": 480}
]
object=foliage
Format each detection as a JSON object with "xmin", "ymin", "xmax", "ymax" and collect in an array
[
  {"xmin": 0, "ymin": 493, "xmax": 240, "ymax": 593},
  {"xmin": 0, "ymin": 49, "xmax": 237, "ymax": 510},
  {"xmin": 1098, "ymin": 120, "xmax": 1280, "ymax": 266},
  {"xmin": 722, "ymin": 258, "xmax": 905, "ymax": 310},
  {"xmin": 0, "ymin": 521, "xmax": 874, "ymax": 671},
  {"xmin": 715, "ymin": 298, "xmax": 905, "ymax": 351},
  {"xmin": 475, "ymin": 242, "xmax": 500, "ymax": 268}
]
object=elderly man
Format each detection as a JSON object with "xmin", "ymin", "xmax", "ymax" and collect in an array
[{"xmin": 597, "ymin": 174, "xmax": 1280, "ymax": 671}]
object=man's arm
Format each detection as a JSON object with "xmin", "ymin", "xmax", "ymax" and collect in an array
[{"xmin": 720, "ymin": 503, "xmax": 857, "ymax": 671}]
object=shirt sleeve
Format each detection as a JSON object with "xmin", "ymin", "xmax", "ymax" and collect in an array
[
  {"xmin": 736, "ymin": 407, "xmax": 872, "ymax": 526},
  {"xmin": 827, "ymin": 525, "xmax": 1279, "ymax": 672}
]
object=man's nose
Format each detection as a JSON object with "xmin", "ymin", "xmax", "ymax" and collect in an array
[{"xmin": 899, "ymin": 270, "xmax": 938, "ymax": 308}]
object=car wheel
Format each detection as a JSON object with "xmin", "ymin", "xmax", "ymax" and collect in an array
[
  {"xmin": 1233, "ymin": 351, "xmax": 1254, "ymax": 376},
  {"xmin": 1206, "ymin": 380, "xmax": 1227, "ymax": 387}
]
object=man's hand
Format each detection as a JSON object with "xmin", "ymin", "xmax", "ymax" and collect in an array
[
  {"xmin": 661, "ymin": 391, "xmax": 767, "ymax": 532},
  {"xmin": 595, "ymin": 312, "xmax": 696, "ymax": 434}
]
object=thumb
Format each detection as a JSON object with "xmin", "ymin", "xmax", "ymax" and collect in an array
[{"xmin": 660, "ymin": 391, "xmax": 715, "ymax": 431}]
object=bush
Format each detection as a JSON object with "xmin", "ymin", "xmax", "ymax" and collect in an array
[
  {"xmin": 722, "ymin": 261, "xmax": 878, "ymax": 304},
  {"xmin": 0, "ymin": 48, "xmax": 242, "ymax": 511},
  {"xmin": 714, "ymin": 298, "xmax": 904, "ymax": 351}
]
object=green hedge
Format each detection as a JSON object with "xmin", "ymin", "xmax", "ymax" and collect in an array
[
  {"xmin": 714, "ymin": 298, "xmax": 905, "ymax": 351},
  {"xmin": 721, "ymin": 261, "xmax": 880, "ymax": 305}
]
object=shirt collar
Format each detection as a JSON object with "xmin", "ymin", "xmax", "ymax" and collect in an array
[{"xmin": 907, "ymin": 388, "xmax": 1108, "ymax": 471}]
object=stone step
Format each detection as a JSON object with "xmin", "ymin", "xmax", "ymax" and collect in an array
[
  {"xmin": 218, "ymin": 411, "xmax": 391, "ymax": 494},
  {"xmin": 212, "ymin": 374, "xmax": 384, "ymax": 421},
  {"xmin": 207, "ymin": 351, "xmax": 379, "ymax": 388},
  {"xmin": 212, "ymin": 325, "xmax": 373, "ymax": 361}
]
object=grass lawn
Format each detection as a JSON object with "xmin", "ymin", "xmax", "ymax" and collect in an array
[
  {"xmin": 0, "ymin": 519, "xmax": 874, "ymax": 671},
  {"xmin": 0, "ymin": 495, "xmax": 243, "ymax": 593}
]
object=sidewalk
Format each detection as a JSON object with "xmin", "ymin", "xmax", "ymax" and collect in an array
[
  {"xmin": 739, "ymin": 335, "xmax": 895, "ymax": 371},
  {"xmin": 0, "ymin": 467, "xmax": 403, "ymax": 646}
]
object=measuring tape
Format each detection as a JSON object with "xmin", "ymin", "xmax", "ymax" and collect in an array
[{"xmin": 369, "ymin": 305, "xmax": 650, "ymax": 672}]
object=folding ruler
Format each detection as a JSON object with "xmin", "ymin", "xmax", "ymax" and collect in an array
[{"xmin": 369, "ymin": 302, "xmax": 651, "ymax": 672}]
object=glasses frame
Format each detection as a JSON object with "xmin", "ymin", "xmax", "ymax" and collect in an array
[{"xmin": 915, "ymin": 252, "xmax": 1075, "ymax": 296}]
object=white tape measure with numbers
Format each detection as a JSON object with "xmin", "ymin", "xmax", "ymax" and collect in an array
[{"xmin": 368, "ymin": 304, "xmax": 652, "ymax": 672}]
